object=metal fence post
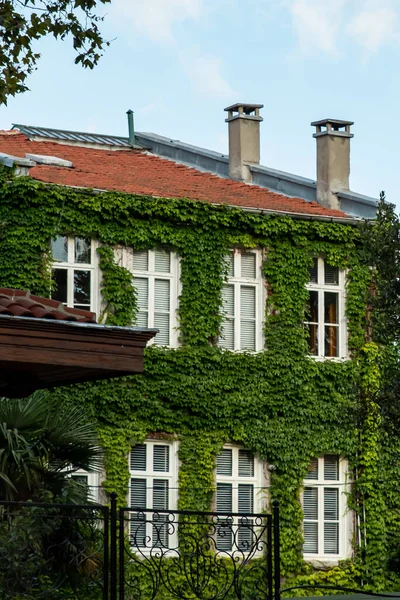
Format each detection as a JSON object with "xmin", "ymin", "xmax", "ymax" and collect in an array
[
  {"xmin": 273, "ymin": 500, "xmax": 281, "ymax": 600},
  {"xmin": 119, "ymin": 507, "xmax": 125, "ymax": 600},
  {"xmin": 110, "ymin": 492, "xmax": 118, "ymax": 600}
]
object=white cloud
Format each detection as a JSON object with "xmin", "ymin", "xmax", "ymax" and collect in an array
[
  {"xmin": 110, "ymin": 0, "xmax": 203, "ymax": 44},
  {"xmin": 347, "ymin": 3, "xmax": 398, "ymax": 53},
  {"xmin": 182, "ymin": 54, "xmax": 235, "ymax": 98},
  {"xmin": 285, "ymin": 0, "xmax": 399, "ymax": 56},
  {"xmin": 289, "ymin": 0, "xmax": 350, "ymax": 55}
]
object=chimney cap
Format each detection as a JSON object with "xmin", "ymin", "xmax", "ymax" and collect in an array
[
  {"xmin": 311, "ymin": 118, "xmax": 354, "ymax": 139},
  {"xmin": 311, "ymin": 118, "xmax": 354, "ymax": 127},
  {"xmin": 224, "ymin": 103, "xmax": 263, "ymax": 123},
  {"xmin": 224, "ymin": 102, "xmax": 264, "ymax": 113}
]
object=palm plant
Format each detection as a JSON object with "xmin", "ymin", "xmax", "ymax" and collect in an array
[{"xmin": 0, "ymin": 389, "xmax": 103, "ymax": 502}]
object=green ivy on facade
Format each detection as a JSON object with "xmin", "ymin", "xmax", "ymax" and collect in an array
[{"xmin": 0, "ymin": 170, "xmax": 397, "ymax": 592}]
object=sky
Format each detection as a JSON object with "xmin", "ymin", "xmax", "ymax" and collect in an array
[{"xmin": 0, "ymin": 0, "xmax": 398, "ymax": 205}]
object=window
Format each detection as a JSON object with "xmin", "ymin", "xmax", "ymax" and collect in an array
[
  {"xmin": 305, "ymin": 258, "xmax": 346, "ymax": 358},
  {"xmin": 70, "ymin": 470, "xmax": 99, "ymax": 503},
  {"xmin": 130, "ymin": 249, "xmax": 179, "ymax": 347},
  {"xmin": 51, "ymin": 236, "xmax": 97, "ymax": 314},
  {"xmin": 129, "ymin": 440, "xmax": 178, "ymax": 549},
  {"xmin": 303, "ymin": 456, "xmax": 350, "ymax": 560},
  {"xmin": 215, "ymin": 445, "xmax": 265, "ymax": 552},
  {"xmin": 219, "ymin": 250, "xmax": 264, "ymax": 351}
]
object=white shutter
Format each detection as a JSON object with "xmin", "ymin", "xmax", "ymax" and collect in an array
[
  {"xmin": 324, "ymin": 456, "xmax": 339, "ymax": 481},
  {"xmin": 154, "ymin": 279, "xmax": 170, "ymax": 346},
  {"xmin": 134, "ymin": 278, "xmax": 148, "ymax": 327},
  {"xmin": 324, "ymin": 488, "xmax": 338, "ymax": 520},
  {"xmin": 222, "ymin": 285, "xmax": 234, "ymax": 316},
  {"xmin": 152, "ymin": 479, "xmax": 169, "ymax": 510},
  {"xmin": 130, "ymin": 444, "xmax": 146, "ymax": 471},
  {"xmin": 303, "ymin": 487, "xmax": 318, "ymax": 520},
  {"xmin": 308, "ymin": 258, "xmax": 318, "ymax": 283},
  {"xmin": 240, "ymin": 286, "xmax": 256, "ymax": 350},
  {"xmin": 325, "ymin": 263, "xmax": 339, "ymax": 286},
  {"xmin": 216, "ymin": 483, "xmax": 233, "ymax": 513},
  {"xmin": 238, "ymin": 484, "xmax": 254, "ymax": 513},
  {"xmin": 217, "ymin": 449, "xmax": 233, "ymax": 476},
  {"xmin": 241, "ymin": 253, "xmax": 256, "ymax": 279},
  {"xmin": 238, "ymin": 450, "xmax": 254, "ymax": 477},
  {"xmin": 216, "ymin": 483, "xmax": 233, "ymax": 551},
  {"xmin": 155, "ymin": 250, "xmax": 171, "ymax": 273},
  {"xmin": 153, "ymin": 445, "xmax": 169, "ymax": 472},
  {"xmin": 324, "ymin": 522, "xmax": 339, "ymax": 554},
  {"xmin": 306, "ymin": 458, "xmax": 318, "ymax": 480},
  {"xmin": 224, "ymin": 253, "xmax": 234, "ymax": 277},
  {"xmin": 133, "ymin": 250, "xmax": 148, "ymax": 271},
  {"xmin": 303, "ymin": 522, "xmax": 318, "ymax": 554},
  {"xmin": 303, "ymin": 486, "xmax": 319, "ymax": 553},
  {"xmin": 130, "ymin": 478, "xmax": 147, "ymax": 508}
]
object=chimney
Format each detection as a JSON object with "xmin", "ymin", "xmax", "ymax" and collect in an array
[
  {"xmin": 311, "ymin": 118, "xmax": 354, "ymax": 211},
  {"xmin": 224, "ymin": 103, "xmax": 263, "ymax": 183}
]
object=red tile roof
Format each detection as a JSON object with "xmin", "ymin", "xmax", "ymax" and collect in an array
[
  {"xmin": 0, "ymin": 289, "xmax": 96, "ymax": 322},
  {"xmin": 0, "ymin": 132, "xmax": 347, "ymax": 218}
]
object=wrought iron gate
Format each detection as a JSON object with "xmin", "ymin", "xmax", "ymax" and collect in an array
[{"xmin": 0, "ymin": 495, "xmax": 278, "ymax": 600}]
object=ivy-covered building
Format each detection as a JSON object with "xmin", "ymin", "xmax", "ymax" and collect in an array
[{"xmin": 0, "ymin": 105, "xmax": 397, "ymax": 592}]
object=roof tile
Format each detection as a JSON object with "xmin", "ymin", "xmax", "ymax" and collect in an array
[
  {"xmin": 0, "ymin": 132, "xmax": 348, "ymax": 218},
  {"xmin": 0, "ymin": 289, "xmax": 96, "ymax": 322}
]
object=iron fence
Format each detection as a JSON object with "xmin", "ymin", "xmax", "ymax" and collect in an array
[{"xmin": 0, "ymin": 500, "xmax": 109, "ymax": 599}]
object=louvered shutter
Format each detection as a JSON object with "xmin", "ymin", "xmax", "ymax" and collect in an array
[
  {"xmin": 130, "ymin": 478, "xmax": 147, "ymax": 547},
  {"xmin": 325, "ymin": 263, "xmax": 339, "ymax": 286},
  {"xmin": 238, "ymin": 450, "xmax": 254, "ymax": 477},
  {"xmin": 152, "ymin": 479, "xmax": 169, "ymax": 547},
  {"xmin": 306, "ymin": 458, "xmax": 318, "ymax": 480},
  {"xmin": 216, "ymin": 483, "xmax": 233, "ymax": 551},
  {"xmin": 155, "ymin": 250, "xmax": 170, "ymax": 273},
  {"xmin": 324, "ymin": 488, "xmax": 339, "ymax": 554},
  {"xmin": 308, "ymin": 258, "xmax": 318, "ymax": 283},
  {"xmin": 134, "ymin": 278, "xmax": 148, "ymax": 327},
  {"xmin": 153, "ymin": 445, "xmax": 169, "ymax": 472},
  {"xmin": 154, "ymin": 279, "xmax": 170, "ymax": 346},
  {"xmin": 240, "ymin": 286, "xmax": 256, "ymax": 350},
  {"xmin": 241, "ymin": 253, "xmax": 256, "ymax": 278},
  {"xmin": 220, "ymin": 286, "xmax": 235, "ymax": 349},
  {"xmin": 131, "ymin": 444, "xmax": 146, "ymax": 471},
  {"xmin": 224, "ymin": 253, "xmax": 234, "ymax": 277},
  {"xmin": 324, "ymin": 456, "xmax": 339, "ymax": 481},
  {"xmin": 238, "ymin": 484, "xmax": 254, "ymax": 550},
  {"xmin": 133, "ymin": 250, "xmax": 148, "ymax": 271},
  {"xmin": 217, "ymin": 449, "xmax": 233, "ymax": 476},
  {"xmin": 303, "ymin": 487, "xmax": 318, "ymax": 553}
]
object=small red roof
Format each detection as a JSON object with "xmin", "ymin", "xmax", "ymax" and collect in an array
[
  {"xmin": 0, "ymin": 132, "xmax": 347, "ymax": 218},
  {"xmin": 0, "ymin": 289, "xmax": 96, "ymax": 323}
]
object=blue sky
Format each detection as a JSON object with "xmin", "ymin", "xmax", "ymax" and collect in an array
[{"xmin": 0, "ymin": 0, "xmax": 398, "ymax": 205}]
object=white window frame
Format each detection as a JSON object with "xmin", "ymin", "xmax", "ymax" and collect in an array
[
  {"xmin": 215, "ymin": 444, "xmax": 267, "ymax": 554},
  {"xmin": 129, "ymin": 439, "xmax": 179, "ymax": 551},
  {"xmin": 305, "ymin": 258, "xmax": 347, "ymax": 359},
  {"xmin": 117, "ymin": 247, "xmax": 180, "ymax": 348},
  {"xmin": 219, "ymin": 249, "xmax": 264, "ymax": 352},
  {"xmin": 51, "ymin": 236, "xmax": 99, "ymax": 316},
  {"xmin": 303, "ymin": 456, "xmax": 352, "ymax": 563},
  {"xmin": 70, "ymin": 469, "xmax": 100, "ymax": 503}
]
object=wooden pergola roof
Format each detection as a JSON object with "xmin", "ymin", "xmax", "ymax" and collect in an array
[{"xmin": 0, "ymin": 289, "xmax": 157, "ymax": 397}]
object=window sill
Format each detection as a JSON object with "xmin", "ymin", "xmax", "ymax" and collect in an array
[
  {"xmin": 308, "ymin": 355, "xmax": 349, "ymax": 362},
  {"xmin": 304, "ymin": 556, "xmax": 350, "ymax": 568}
]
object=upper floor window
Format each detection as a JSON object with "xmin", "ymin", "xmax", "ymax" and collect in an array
[
  {"xmin": 303, "ymin": 456, "xmax": 350, "ymax": 561},
  {"xmin": 305, "ymin": 258, "xmax": 346, "ymax": 358},
  {"xmin": 131, "ymin": 249, "xmax": 179, "ymax": 347},
  {"xmin": 130, "ymin": 440, "xmax": 179, "ymax": 549},
  {"xmin": 219, "ymin": 250, "xmax": 264, "ymax": 352},
  {"xmin": 51, "ymin": 236, "xmax": 97, "ymax": 314},
  {"xmin": 215, "ymin": 445, "xmax": 265, "ymax": 552}
]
